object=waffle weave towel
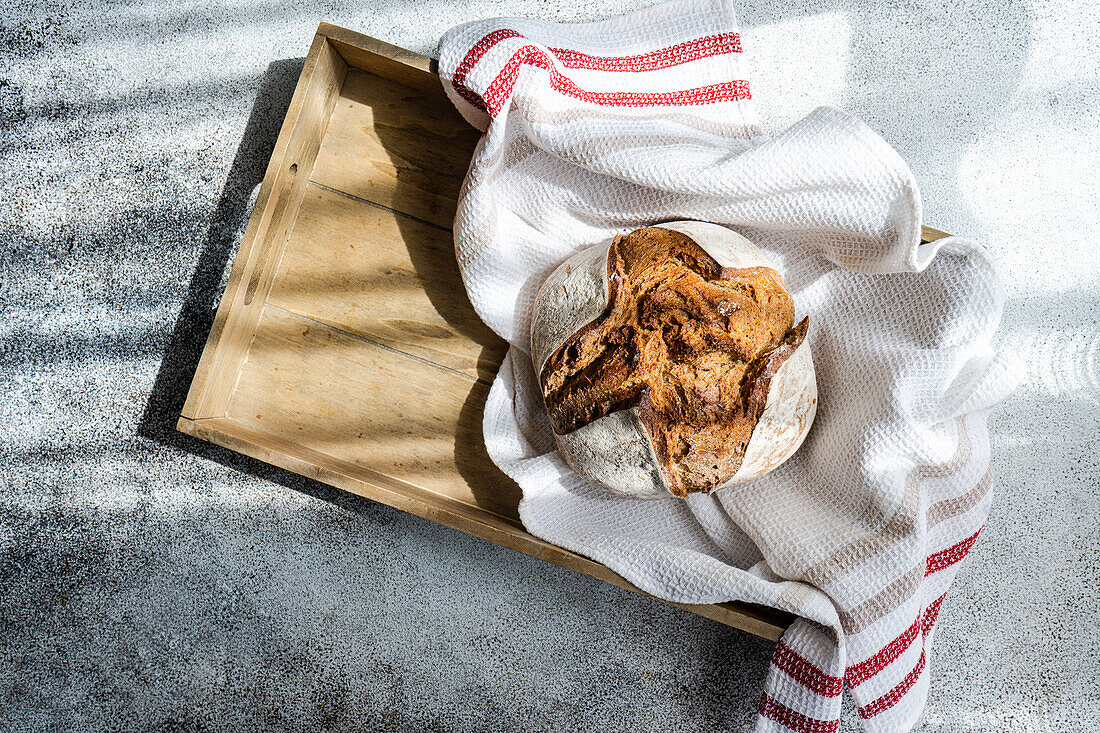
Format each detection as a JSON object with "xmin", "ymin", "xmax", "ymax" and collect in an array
[{"xmin": 436, "ymin": 1, "xmax": 1020, "ymax": 729}]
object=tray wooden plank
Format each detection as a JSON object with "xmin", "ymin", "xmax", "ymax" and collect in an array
[
  {"xmin": 311, "ymin": 69, "xmax": 480, "ymax": 229},
  {"xmin": 179, "ymin": 23, "xmax": 953, "ymax": 643},
  {"xmin": 266, "ymin": 185, "xmax": 506, "ymax": 382},
  {"xmin": 183, "ymin": 33, "xmax": 348, "ymax": 420},
  {"xmin": 224, "ymin": 304, "xmax": 521, "ymax": 521}
]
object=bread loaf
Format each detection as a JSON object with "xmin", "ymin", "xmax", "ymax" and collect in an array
[{"xmin": 530, "ymin": 221, "xmax": 817, "ymax": 499}]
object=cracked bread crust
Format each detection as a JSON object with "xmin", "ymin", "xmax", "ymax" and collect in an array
[{"xmin": 531, "ymin": 222, "xmax": 817, "ymax": 499}]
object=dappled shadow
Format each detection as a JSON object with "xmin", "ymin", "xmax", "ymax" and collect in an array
[
  {"xmin": 136, "ymin": 59, "xmax": 308, "ymax": 475},
  {"xmin": 136, "ymin": 53, "xmax": 521, "ymax": 523},
  {"xmin": 358, "ymin": 66, "xmax": 520, "ymax": 520},
  {"xmin": 130, "ymin": 57, "xmax": 422, "ymax": 515},
  {"xmin": 129, "ymin": 11, "xmax": 1049, "ymax": 729}
]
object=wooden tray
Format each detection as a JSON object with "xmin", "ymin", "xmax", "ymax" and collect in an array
[{"xmin": 179, "ymin": 23, "xmax": 951, "ymax": 642}]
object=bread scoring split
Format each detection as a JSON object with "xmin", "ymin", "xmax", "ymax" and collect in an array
[{"xmin": 539, "ymin": 226, "xmax": 807, "ymax": 496}]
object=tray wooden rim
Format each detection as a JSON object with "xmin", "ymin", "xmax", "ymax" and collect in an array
[{"xmin": 178, "ymin": 21, "xmax": 953, "ymax": 644}]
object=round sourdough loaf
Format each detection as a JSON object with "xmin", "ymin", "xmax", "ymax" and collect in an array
[{"xmin": 530, "ymin": 221, "xmax": 817, "ymax": 499}]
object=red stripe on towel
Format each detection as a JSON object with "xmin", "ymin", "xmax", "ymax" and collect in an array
[
  {"xmin": 858, "ymin": 649, "xmax": 927, "ymax": 719},
  {"xmin": 452, "ymin": 29, "xmax": 524, "ymax": 111},
  {"xmin": 772, "ymin": 642, "xmax": 844, "ymax": 697},
  {"xmin": 759, "ymin": 693, "xmax": 841, "ymax": 733},
  {"xmin": 547, "ymin": 32, "xmax": 742, "ymax": 71},
  {"xmin": 452, "ymin": 29, "xmax": 749, "ymax": 115},
  {"xmin": 856, "ymin": 592, "xmax": 949, "ymax": 718},
  {"xmin": 847, "ymin": 591, "xmax": 949, "ymax": 688},
  {"xmin": 846, "ymin": 616, "xmax": 922, "ymax": 688},
  {"xmin": 483, "ymin": 44, "xmax": 749, "ymax": 115},
  {"xmin": 925, "ymin": 527, "xmax": 982, "ymax": 576},
  {"xmin": 775, "ymin": 528, "xmax": 979, "ymax": 701}
]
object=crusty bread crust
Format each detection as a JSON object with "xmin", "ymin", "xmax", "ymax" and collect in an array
[{"xmin": 531, "ymin": 222, "xmax": 817, "ymax": 499}]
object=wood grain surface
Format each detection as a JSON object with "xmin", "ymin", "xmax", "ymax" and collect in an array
[
  {"xmin": 183, "ymin": 35, "xmax": 347, "ymax": 419},
  {"xmin": 267, "ymin": 184, "xmax": 506, "ymax": 382},
  {"xmin": 311, "ymin": 69, "xmax": 481, "ymax": 228}
]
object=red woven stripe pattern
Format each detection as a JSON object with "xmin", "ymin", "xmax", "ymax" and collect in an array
[
  {"xmin": 855, "ymin": 592, "xmax": 949, "ymax": 718},
  {"xmin": 772, "ymin": 642, "xmax": 844, "ymax": 697},
  {"xmin": 452, "ymin": 28, "xmax": 524, "ymax": 111},
  {"xmin": 925, "ymin": 527, "xmax": 982, "ymax": 576},
  {"xmin": 483, "ymin": 45, "xmax": 750, "ymax": 115},
  {"xmin": 846, "ymin": 617, "xmax": 920, "ymax": 688},
  {"xmin": 770, "ymin": 525, "xmax": 981, "ymax": 722},
  {"xmin": 759, "ymin": 693, "xmax": 841, "ymax": 733},
  {"xmin": 451, "ymin": 29, "xmax": 750, "ymax": 117},
  {"xmin": 547, "ymin": 32, "xmax": 741, "ymax": 71}
]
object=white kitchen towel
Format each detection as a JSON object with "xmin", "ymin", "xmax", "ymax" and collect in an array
[{"xmin": 436, "ymin": 1, "xmax": 1020, "ymax": 730}]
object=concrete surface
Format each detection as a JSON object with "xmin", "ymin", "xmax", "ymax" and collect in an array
[{"xmin": 1, "ymin": 0, "xmax": 1097, "ymax": 730}]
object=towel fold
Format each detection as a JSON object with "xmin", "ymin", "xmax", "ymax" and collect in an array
[{"xmin": 436, "ymin": 1, "xmax": 1020, "ymax": 729}]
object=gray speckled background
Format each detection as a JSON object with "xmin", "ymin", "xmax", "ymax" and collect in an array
[{"xmin": 1, "ymin": 0, "xmax": 1097, "ymax": 730}]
